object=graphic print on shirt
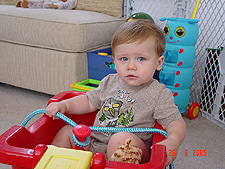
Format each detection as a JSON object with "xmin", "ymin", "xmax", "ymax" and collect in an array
[{"xmin": 98, "ymin": 96, "xmax": 134, "ymax": 128}]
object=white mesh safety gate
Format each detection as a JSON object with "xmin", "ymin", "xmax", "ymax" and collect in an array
[{"xmin": 123, "ymin": 0, "xmax": 225, "ymax": 129}]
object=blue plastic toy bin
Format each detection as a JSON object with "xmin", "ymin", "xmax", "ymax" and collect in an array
[{"xmin": 87, "ymin": 47, "xmax": 117, "ymax": 80}]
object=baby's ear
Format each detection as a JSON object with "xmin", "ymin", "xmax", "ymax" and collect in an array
[{"xmin": 156, "ymin": 55, "xmax": 164, "ymax": 71}]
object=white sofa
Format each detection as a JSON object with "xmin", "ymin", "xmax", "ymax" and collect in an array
[{"xmin": 0, "ymin": 0, "xmax": 125, "ymax": 95}]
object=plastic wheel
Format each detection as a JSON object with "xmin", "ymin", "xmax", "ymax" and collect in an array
[{"xmin": 188, "ymin": 102, "xmax": 200, "ymax": 119}]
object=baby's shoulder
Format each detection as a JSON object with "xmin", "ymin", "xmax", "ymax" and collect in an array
[
  {"xmin": 146, "ymin": 80, "xmax": 174, "ymax": 97},
  {"xmin": 100, "ymin": 74, "xmax": 119, "ymax": 84},
  {"xmin": 148, "ymin": 79, "xmax": 166, "ymax": 91}
]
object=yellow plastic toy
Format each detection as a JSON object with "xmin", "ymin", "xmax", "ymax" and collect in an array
[
  {"xmin": 35, "ymin": 146, "xmax": 93, "ymax": 169},
  {"xmin": 98, "ymin": 52, "xmax": 108, "ymax": 56},
  {"xmin": 70, "ymin": 79, "xmax": 100, "ymax": 92}
]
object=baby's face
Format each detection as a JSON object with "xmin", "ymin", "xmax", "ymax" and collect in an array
[{"xmin": 113, "ymin": 37, "xmax": 164, "ymax": 87}]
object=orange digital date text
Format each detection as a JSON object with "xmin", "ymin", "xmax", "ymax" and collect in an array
[{"xmin": 185, "ymin": 149, "xmax": 207, "ymax": 156}]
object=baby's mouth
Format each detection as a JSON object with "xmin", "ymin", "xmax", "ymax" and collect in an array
[{"xmin": 126, "ymin": 74, "xmax": 138, "ymax": 79}]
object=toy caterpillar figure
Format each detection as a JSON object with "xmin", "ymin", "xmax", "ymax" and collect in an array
[
  {"xmin": 16, "ymin": 0, "xmax": 77, "ymax": 9},
  {"xmin": 159, "ymin": 17, "xmax": 199, "ymax": 113}
]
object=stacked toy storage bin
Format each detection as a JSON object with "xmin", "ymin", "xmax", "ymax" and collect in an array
[
  {"xmin": 87, "ymin": 47, "xmax": 116, "ymax": 81},
  {"xmin": 159, "ymin": 17, "xmax": 199, "ymax": 113},
  {"xmin": 70, "ymin": 47, "xmax": 116, "ymax": 92}
]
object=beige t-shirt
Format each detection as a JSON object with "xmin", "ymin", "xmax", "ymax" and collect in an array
[{"xmin": 86, "ymin": 74, "xmax": 181, "ymax": 154}]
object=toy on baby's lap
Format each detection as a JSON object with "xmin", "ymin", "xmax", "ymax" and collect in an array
[
  {"xmin": 111, "ymin": 137, "xmax": 142, "ymax": 164},
  {"xmin": 16, "ymin": 0, "xmax": 77, "ymax": 9}
]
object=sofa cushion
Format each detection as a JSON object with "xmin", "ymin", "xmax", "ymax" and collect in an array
[
  {"xmin": 0, "ymin": 5, "xmax": 125, "ymax": 52},
  {"xmin": 76, "ymin": 0, "xmax": 124, "ymax": 18}
]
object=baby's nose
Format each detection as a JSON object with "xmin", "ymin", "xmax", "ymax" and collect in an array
[{"xmin": 127, "ymin": 61, "xmax": 137, "ymax": 70}]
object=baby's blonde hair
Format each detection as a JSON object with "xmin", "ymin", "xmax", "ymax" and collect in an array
[{"xmin": 111, "ymin": 19, "xmax": 166, "ymax": 58}]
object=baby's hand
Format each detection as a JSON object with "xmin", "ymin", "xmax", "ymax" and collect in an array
[
  {"xmin": 155, "ymin": 137, "xmax": 179, "ymax": 166},
  {"xmin": 45, "ymin": 101, "xmax": 67, "ymax": 120}
]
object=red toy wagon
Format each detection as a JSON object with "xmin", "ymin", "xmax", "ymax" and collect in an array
[{"xmin": 0, "ymin": 91, "xmax": 168, "ymax": 169}]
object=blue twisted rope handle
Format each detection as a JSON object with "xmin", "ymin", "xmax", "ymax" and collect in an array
[{"xmin": 21, "ymin": 109, "xmax": 174, "ymax": 169}]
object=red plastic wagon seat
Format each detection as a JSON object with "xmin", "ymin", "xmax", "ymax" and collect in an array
[{"xmin": 0, "ymin": 91, "xmax": 166, "ymax": 169}]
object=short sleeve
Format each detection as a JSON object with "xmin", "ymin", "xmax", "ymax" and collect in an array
[
  {"xmin": 86, "ymin": 76, "xmax": 108, "ymax": 109},
  {"xmin": 153, "ymin": 88, "xmax": 181, "ymax": 127}
]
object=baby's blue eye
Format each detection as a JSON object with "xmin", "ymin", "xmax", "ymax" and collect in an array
[
  {"xmin": 121, "ymin": 57, "xmax": 128, "ymax": 61},
  {"xmin": 137, "ymin": 57, "xmax": 145, "ymax": 61}
]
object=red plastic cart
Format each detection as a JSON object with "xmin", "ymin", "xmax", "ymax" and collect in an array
[{"xmin": 0, "ymin": 91, "xmax": 167, "ymax": 169}]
